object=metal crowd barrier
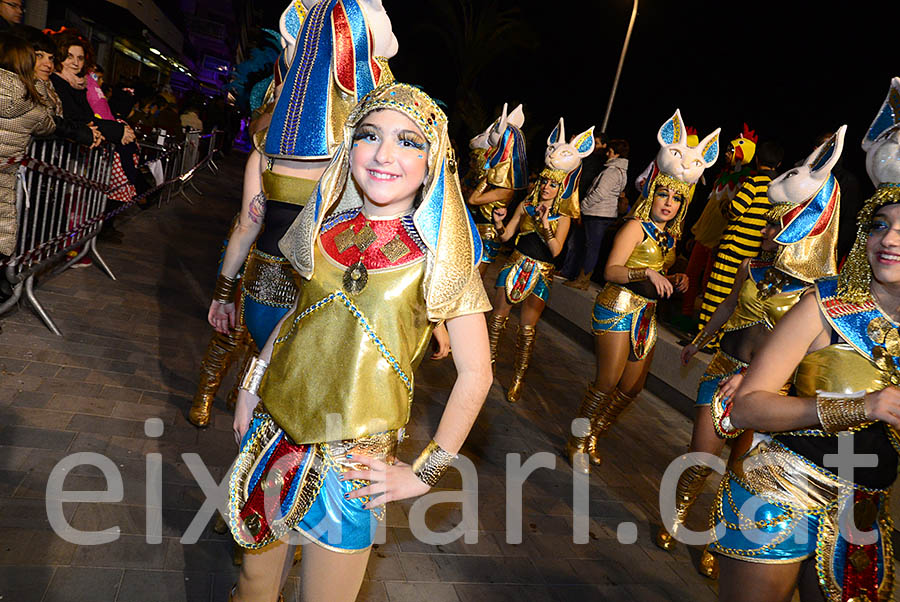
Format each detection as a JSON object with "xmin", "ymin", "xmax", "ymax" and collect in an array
[
  {"xmin": 0, "ymin": 128, "xmax": 222, "ymax": 335},
  {"xmin": 0, "ymin": 138, "xmax": 115, "ymax": 335}
]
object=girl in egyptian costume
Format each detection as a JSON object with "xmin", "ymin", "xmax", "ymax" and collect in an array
[
  {"xmin": 710, "ymin": 77, "xmax": 900, "ymax": 602},
  {"xmin": 566, "ymin": 110, "xmax": 720, "ymax": 473},
  {"xmin": 191, "ymin": 0, "xmax": 396, "ymax": 427},
  {"xmin": 656, "ymin": 127, "xmax": 847, "ymax": 581},
  {"xmin": 487, "ymin": 118, "xmax": 594, "ymax": 403},
  {"xmin": 227, "ymin": 83, "xmax": 492, "ymax": 602},
  {"xmin": 465, "ymin": 103, "xmax": 528, "ymax": 274}
]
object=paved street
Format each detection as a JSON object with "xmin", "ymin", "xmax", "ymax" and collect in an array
[{"xmin": 0, "ymin": 151, "xmax": 720, "ymax": 602}]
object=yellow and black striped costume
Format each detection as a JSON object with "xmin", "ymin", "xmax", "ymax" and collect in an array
[{"xmin": 698, "ymin": 173, "xmax": 773, "ymax": 330}]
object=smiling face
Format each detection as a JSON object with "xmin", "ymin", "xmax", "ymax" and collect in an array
[
  {"xmin": 60, "ymin": 44, "xmax": 85, "ymax": 76},
  {"xmin": 350, "ymin": 109, "xmax": 429, "ymax": 215},
  {"xmin": 867, "ymin": 204, "xmax": 900, "ymax": 288},
  {"xmin": 34, "ymin": 50, "xmax": 54, "ymax": 81},
  {"xmin": 650, "ymin": 186, "xmax": 683, "ymax": 224}
]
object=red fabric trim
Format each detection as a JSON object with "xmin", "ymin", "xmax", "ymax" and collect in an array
[
  {"xmin": 319, "ymin": 213, "xmax": 424, "ymax": 269},
  {"xmin": 331, "ymin": 1, "xmax": 355, "ymax": 93}
]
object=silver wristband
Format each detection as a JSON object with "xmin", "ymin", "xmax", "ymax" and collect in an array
[{"xmin": 239, "ymin": 356, "xmax": 269, "ymax": 396}]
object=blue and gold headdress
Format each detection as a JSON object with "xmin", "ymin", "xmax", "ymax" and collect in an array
[{"xmin": 264, "ymin": 0, "xmax": 394, "ymax": 160}]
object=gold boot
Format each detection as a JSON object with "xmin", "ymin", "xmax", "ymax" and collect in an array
[
  {"xmin": 189, "ymin": 325, "xmax": 247, "ymax": 427},
  {"xmin": 698, "ymin": 548, "xmax": 719, "ymax": 579},
  {"xmin": 566, "ymin": 386, "xmax": 610, "ymax": 474},
  {"xmin": 655, "ymin": 464, "xmax": 713, "ymax": 551},
  {"xmin": 585, "ymin": 388, "xmax": 636, "ymax": 465},
  {"xmin": 486, "ymin": 314, "xmax": 509, "ymax": 372},
  {"xmin": 506, "ymin": 325, "xmax": 536, "ymax": 403}
]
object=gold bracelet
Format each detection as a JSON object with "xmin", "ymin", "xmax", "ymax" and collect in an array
[
  {"xmin": 411, "ymin": 440, "xmax": 456, "ymax": 487},
  {"xmin": 816, "ymin": 392, "xmax": 868, "ymax": 433},
  {"xmin": 691, "ymin": 329, "xmax": 715, "ymax": 350},
  {"xmin": 539, "ymin": 224, "xmax": 554, "ymax": 243},
  {"xmin": 213, "ymin": 273, "xmax": 237, "ymax": 304},
  {"xmin": 627, "ymin": 267, "xmax": 647, "ymax": 282},
  {"xmin": 239, "ymin": 356, "xmax": 269, "ymax": 396}
]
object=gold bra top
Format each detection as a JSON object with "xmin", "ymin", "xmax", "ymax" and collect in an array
[
  {"xmin": 258, "ymin": 216, "xmax": 433, "ymax": 445},
  {"xmin": 518, "ymin": 203, "xmax": 560, "ymax": 238},
  {"xmin": 261, "ymin": 169, "xmax": 318, "ymax": 207},
  {"xmin": 723, "ymin": 272, "xmax": 803, "ymax": 334},
  {"xmin": 624, "ymin": 230, "xmax": 675, "ymax": 274},
  {"xmin": 793, "ymin": 344, "xmax": 889, "ymax": 397}
]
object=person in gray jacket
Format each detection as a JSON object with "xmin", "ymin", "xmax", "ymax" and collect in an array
[{"xmin": 564, "ymin": 139, "xmax": 629, "ymax": 290}]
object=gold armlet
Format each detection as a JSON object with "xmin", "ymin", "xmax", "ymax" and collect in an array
[
  {"xmin": 411, "ymin": 440, "xmax": 456, "ymax": 487},
  {"xmin": 495, "ymin": 222, "xmax": 506, "ymax": 236},
  {"xmin": 213, "ymin": 273, "xmax": 237, "ymax": 304},
  {"xmin": 627, "ymin": 267, "xmax": 647, "ymax": 282},
  {"xmin": 239, "ymin": 356, "xmax": 269, "ymax": 396},
  {"xmin": 691, "ymin": 329, "xmax": 715, "ymax": 350},
  {"xmin": 816, "ymin": 392, "xmax": 868, "ymax": 433}
]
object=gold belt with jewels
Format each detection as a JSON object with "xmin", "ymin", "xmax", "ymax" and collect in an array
[
  {"xmin": 701, "ymin": 350, "xmax": 748, "ymax": 384},
  {"xmin": 509, "ymin": 250, "xmax": 554, "ymax": 277},
  {"xmin": 594, "ymin": 283, "xmax": 651, "ymax": 315},
  {"xmin": 243, "ymin": 248, "xmax": 300, "ymax": 307}
]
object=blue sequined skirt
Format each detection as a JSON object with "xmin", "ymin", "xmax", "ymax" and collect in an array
[
  {"xmin": 481, "ymin": 238, "xmax": 501, "ymax": 264},
  {"xmin": 230, "ymin": 411, "xmax": 393, "ymax": 553},
  {"xmin": 240, "ymin": 248, "xmax": 299, "ymax": 348},
  {"xmin": 709, "ymin": 439, "xmax": 892, "ymax": 602}
]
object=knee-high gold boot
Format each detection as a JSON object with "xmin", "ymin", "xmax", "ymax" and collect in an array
[
  {"xmin": 655, "ymin": 464, "xmax": 713, "ymax": 548},
  {"xmin": 585, "ymin": 388, "xmax": 636, "ymax": 465},
  {"xmin": 487, "ymin": 314, "xmax": 509, "ymax": 372},
  {"xmin": 189, "ymin": 325, "xmax": 247, "ymax": 427},
  {"xmin": 506, "ymin": 325, "xmax": 536, "ymax": 403},
  {"xmin": 566, "ymin": 386, "xmax": 610, "ymax": 474}
]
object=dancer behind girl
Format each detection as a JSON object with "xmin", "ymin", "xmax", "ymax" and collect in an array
[
  {"xmin": 656, "ymin": 127, "xmax": 846, "ymax": 580},
  {"xmin": 710, "ymin": 78, "xmax": 900, "ymax": 602},
  {"xmin": 192, "ymin": 0, "xmax": 397, "ymax": 426},
  {"xmin": 566, "ymin": 110, "xmax": 720, "ymax": 473},
  {"xmin": 466, "ymin": 103, "xmax": 527, "ymax": 275},
  {"xmin": 228, "ymin": 83, "xmax": 491, "ymax": 602},
  {"xmin": 487, "ymin": 118, "xmax": 593, "ymax": 402}
]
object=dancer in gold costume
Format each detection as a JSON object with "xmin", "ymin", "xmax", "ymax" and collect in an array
[
  {"xmin": 190, "ymin": 0, "xmax": 396, "ymax": 427},
  {"xmin": 710, "ymin": 79, "xmax": 900, "ymax": 601},
  {"xmin": 228, "ymin": 83, "xmax": 491, "ymax": 602},
  {"xmin": 465, "ymin": 103, "xmax": 528, "ymax": 276},
  {"xmin": 487, "ymin": 118, "xmax": 593, "ymax": 403},
  {"xmin": 567, "ymin": 110, "xmax": 720, "ymax": 473},
  {"xmin": 656, "ymin": 127, "xmax": 846, "ymax": 580}
]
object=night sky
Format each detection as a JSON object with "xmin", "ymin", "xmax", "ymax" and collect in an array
[
  {"xmin": 381, "ymin": 0, "xmax": 899, "ymax": 197},
  {"xmin": 256, "ymin": 1, "xmax": 898, "ymax": 198}
]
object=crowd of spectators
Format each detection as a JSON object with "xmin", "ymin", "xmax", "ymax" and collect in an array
[{"xmin": 0, "ymin": 7, "xmax": 235, "ymax": 284}]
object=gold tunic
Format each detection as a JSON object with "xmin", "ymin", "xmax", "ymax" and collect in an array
[
  {"xmin": 261, "ymin": 170, "xmax": 318, "ymax": 206},
  {"xmin": 623, "ymin": 232, "xmax": 676, "ymax": 273},
  {"xmin": 793, "ymin": 344, "xmax": 889, "ymax": 397},
  {"xmin": 258, "ymin": 241, "xmax": 434, "ymax": 445}
]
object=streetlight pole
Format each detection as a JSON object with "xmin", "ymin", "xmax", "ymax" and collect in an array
[{"xmin": 601, "ymin": 0, "xmax": 639, "ymax": 134}]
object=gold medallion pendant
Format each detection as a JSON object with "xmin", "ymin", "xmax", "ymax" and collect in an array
[{"xmin": 343, "ymin": 261, "xmax": 368, "ymax": 294}]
